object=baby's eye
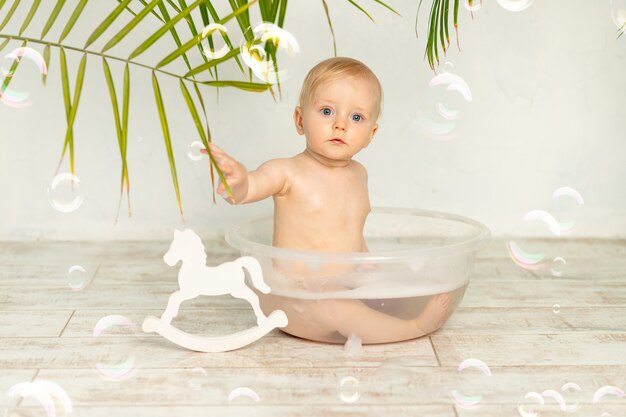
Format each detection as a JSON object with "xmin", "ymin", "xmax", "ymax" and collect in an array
[
  {"xmin": 321, "ymin": 107, "xmax": 332, "ymax": 116},
  {"xmin": 352, "ymin": 114, "xmax": 363, "ymax": 122}
]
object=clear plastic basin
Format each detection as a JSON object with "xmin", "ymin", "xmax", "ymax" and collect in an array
[{"xmin": 226, "ymin": 207, "xmax": 490, "ymax": 344}]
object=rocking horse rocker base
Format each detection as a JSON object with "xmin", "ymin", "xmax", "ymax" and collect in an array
[
  {"xmin": 142, "ymin": 310, "xmax": 288, "ymax": 353},
  {"xmin": 144, "ymin": 229, "xmax": 288, "ymax": 353}
]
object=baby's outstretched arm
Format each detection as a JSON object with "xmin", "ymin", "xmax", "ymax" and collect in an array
[{"xmin": 202, "ymin": 142, "xmax": 289, "ymax": 204}]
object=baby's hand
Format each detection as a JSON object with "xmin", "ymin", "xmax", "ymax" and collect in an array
[{"xmin": 201, "ymin": 142, "xmax": 248, "ymax": 204}]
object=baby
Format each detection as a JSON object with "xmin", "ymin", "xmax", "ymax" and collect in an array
[{"xmin": 204, "ymin": 57, "xmax": 451, "ymax": 343}]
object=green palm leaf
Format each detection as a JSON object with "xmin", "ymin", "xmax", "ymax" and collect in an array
[
  {"xmin": 102, "ymin": 57, "xmax": 132, "ymax": 220},
  {"xmin": 42, "ymin": 43, "xmax": 50, "ymax": 84},
  {"xmin": 321, "ymin": 0, "xmax": 337, "ymax": 56},
  {"xmin": 0, "ymin": 36, "xmax": 10, "ymax": 52},
  {"xmin": 84, "ymin": 0, "xmax": 133, "ymax": 49},
  {"xmin": 40, "ymin": 0, "xmax": 67, "ymax": 39},
  {"xmin": 128, "ymin": 0, "xmax": 204, "ymax": 60},
  {"xmin": 346, "ymin": 0, "xmax": 375, "ymax": 23},
  {"xmin": 19, "ymin": 0, "xmax": 41, "ymax": 36},
  {"xmin": 0, "ymin": 39, "xmax": 27, "ymax": 100},
  {"xmin": 179, "ymin": 78, "xmax": 233, "ymax": 202},
  {"xmin": 0, "ymin": 0, "xmax": 21, "ymax": 32},
  {"xmin": 152, "ymin": 71, "xmax": 184, "ymax": 219},
  {"xmin": 198, "ymin": 80, "xmax": 272, "ymax": 92},
  {"xmin": 155, "ymin": 0, "xmax": 257, "ymax": 69},
  {"xmin": 58, "ymin": 0, "xmax": 88, "ymax": 43},
  {"xmin": 101, "ymin": 0, "xmax": 161, "ymax": 53}
]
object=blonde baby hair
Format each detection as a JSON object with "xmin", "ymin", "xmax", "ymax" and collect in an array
[{"xmin": 298, "ymin": 57, "xmax": 383, "ymax": 120}]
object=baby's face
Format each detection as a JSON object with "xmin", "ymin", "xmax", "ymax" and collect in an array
[{"xmin": 294, "ymin": 75, "xmax": 379, "ymax": 166}]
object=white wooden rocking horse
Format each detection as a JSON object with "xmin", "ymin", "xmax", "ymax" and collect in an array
[{"xmin": 142, "ymin": 229, "xmax": 287, "ymax": 352}]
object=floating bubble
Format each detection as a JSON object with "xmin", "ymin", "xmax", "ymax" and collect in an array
[
  {"xmin": 201, "ymin": 23, "xmax": 229, "ymax": 59},
  {"xmin": 187, "ymin": 367, "xmax": 207, "ymax": 390},
  {"xmin": 47, "ymin": 173, "xmax": 84, "ymax": 213},
  {"xmin": 457, "ymin": 358, "xmax": 492, "ymax": 376},
  {"xmin": 506, "ymin": 241, "xmax": 545, "ymax": 270},
  {"xmin": 463, "ymin": 0, "xmax": 483, "ymax": 13},
  {"xmin": 523, "ymin": 209, "xmax": 561, "ymax": 236},
  {"xmin": 92, "ymin": 315, "xmax": 137, "ymax": 337},
  {"xmin": 67, "ymin": 265, "xmax": 87, "ymax": 291},
  {"xmin": 436, "ymin": 102, "xmax": 460, "ymax": 120},
  {"xmin": 240, "ymin": 22, "xmax": 300, "ymax": 84},
  {"xmin": 228, "ymin": 387, "xmax": 261, "ymax": 402},
  {"xmin": 95, "ymin": 357, "xmax": 137, "ymax": 381},
  {"xmin": 610, "ymin": 0, "xmax": 626, "ymax": 31},
  {"xmin": 416, "ymin": 110, "xmax": 457, "ymax": 141},
  {"xmin": 552, "ymin": 304, "xmax": 560, "ymax": 314},
  {"xmin": 339, "ymin": 376, "xmax": 360, "ymax": 403},
  {"xmin": 552, "ymin": 187, "xmax": 584, "ymax": 205},
  {"xmin": 517, "ymin": 391, "xmax": 544, "ymax": 417},
  {"xmin": 541, "ymin": 389, "xmax": 567, "ymax": 411},
  {"xmin": 93, "ymin": 315, "xmax": 138, "ymax": 381},
  {"xmin": 496, "ymin": 0, "xmax": 534, "ymax": 12},
  {"xmin": 344, "ymin": 334, "xmax": 362, "ymax": 357},
  {"xmin": 187, "ymin": 141, "xmax": 205, "ymax": 161},
  {"xmin": 551, "ymin": 187, "xmax": 584, "ymax": 235},
  {"xmin": 1, "ymin": 47, "xmax": 47, "ymax": 108},
  {"xmin": 592, "ymin": 385, "xmax": 625, "ymax": 403},
  {"xmin": 450, "ymin": 358, "xmax": 491, "ymax": 410},
  {"xmin": 550, "ymin": 257, "xmax": 566, "ymax": 277},
  {"xmin": 450, "ymin": 389, "xmax": 482, "ymax": 409},
  {"xmin": 561, "ymin": 382, "xmax": 581, "ymax": 412},
  {"xmin": 5, "ymin": 380, "xmax": 73, "ymax": 417},
  {"xmin": 429, "ymin": 71, "xmax": 473, "ymax": 102}
]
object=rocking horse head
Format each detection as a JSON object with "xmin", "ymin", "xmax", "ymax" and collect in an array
[{"xmin": 163, "ymin": 229, "xmax": 207, "ymax": 266}]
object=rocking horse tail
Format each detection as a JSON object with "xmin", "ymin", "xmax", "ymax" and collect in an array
[{"xmin": 236, "ymin": 256, "xmax": 271, "ymax": 294}]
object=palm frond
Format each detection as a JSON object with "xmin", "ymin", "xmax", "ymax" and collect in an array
[
  {"xmin": 321, "ymin": 0, "xmax": 337, "ymax": 56},
  {"xmin": 101, "ymin": 0, "xmax": 161, "ymax": 53},
  {"xmin": 0, "ymin": 39, "xmax": 27, "ymax": 101},
  {"xmin": 19, "ymin": 0, "xmax": 41, "ymax": 36},
  {"xmin": 42, "ymin": 43, "xmax": 50, "ymax": 84},
  {"xmin": 0, "ymin": 0, "xmax": 22, "ymax": 32},
  {"xmin": 40, "ymin": 0, "xmax": 67, "ymax": 39},
  {"xmin": 152, "ymin": 71, "xmax": 185, "ymax": 220},
  {"xmin": 58, "ymin": 0, "xmax": 88, "ymax": 43}
]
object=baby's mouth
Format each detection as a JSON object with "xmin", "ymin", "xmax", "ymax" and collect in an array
[{"xmin": 329, "ymin": 138, "xmax": 345, "ymax": 144}]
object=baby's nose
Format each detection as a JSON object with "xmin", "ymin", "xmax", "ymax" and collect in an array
[{"xmin": 333, "ymin": 118, "xmax": 347, "ymax": 130}]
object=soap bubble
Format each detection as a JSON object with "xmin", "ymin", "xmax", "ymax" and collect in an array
[
  {"xmin": 187, "ymin": 141, "xmax": 205, "ymax": 161},
  {"xmin": 506, "ymin": 241, "xmax": 545, "ymax": 270},
  {"xmin": 496, "ymin": 0, "xmax": 534, "ymax": 12},
  {"xmin": 550, "ymin": 257, "xmax": 566, "ymax": 277},
  {"xmin": 517, "ymin": 391, "xmax": 544, "ymax": 417},
  {"xmin": 47, "ymin": 173, "xmax": 84, "ymax": 213},
  {"xmin": 92, "ymin": 315, "xmax": 138, "ymax": 381},
  {"xmin": 610, "ymin": 0, "xmax": 626, "ymax": 32},
  {"xmin": 463, "ymin": 0, "xmax": 483, "ymax": 13},
  {"xmin": 561, "ymin": 382, "xmax": 581, "ymax": 412},
  {"xmin": 523, "ymin": 210, "xmax": 561, "ymax": 236},
  {"xmin": 419, "ymin": 62, "xmax": 472, "ymax": 141},
  {"xmin": 187, "ymin": 367, "xmax": 207, "ymax": 390},
  {"xmin": 592, "ymin": 385, "xmax": 625, "ymax": 403},
  {"xmin": 338, "ymin": 376, "xmax": 360, "ymax": 403},
  {"xmin": 551, "ymin": 187, "xmax": 584, "ymax": 235},
  {"xmin": 344, "ymin": 334, "xmax": 362, "ymax": 357},
  {"xmin": 227, "ymin": 387, "xmax": 261, "ymax": 402},
  {"xmin": 5, "ymin": 380, "xmax": 72, "ymax": 417},
  {"xmin": 67, "ymin": 265, "xmax": 87, "ymax": 291},
  {"xmin": 552, "ymin": 304, "xmax": 560, "ymax": 314},
  {"xmin": 240, "ymin": 22, "xmax": 300, "ymax": 84},
  {"xmin": 450, "ymin": 358, "xmax": 491, "ymax": 409},
  {"xmin": 1, "ymin": 47, "xmax": 47, "ymax": 108},
  {"xmin": 201, "ymin": 23, "xmax": 229, "ymax": 59},
  {"xmin": 458, "ymin": 358, "xmax": 492, "ymax": 376}
]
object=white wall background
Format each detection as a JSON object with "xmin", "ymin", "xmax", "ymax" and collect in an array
[{"xmin": 0, "ymin": 0, "xmax": 624, "ymax": 240}]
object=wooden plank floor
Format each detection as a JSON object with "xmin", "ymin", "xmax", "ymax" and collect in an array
[{"xmin": 1, "ymin": 238, "xmax": 625, "ymax": 416}]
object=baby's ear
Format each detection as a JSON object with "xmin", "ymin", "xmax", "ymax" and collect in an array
[
  {"xmin": 366, "ymin": 123, "xmax": 379, "ymax": 147},
  {"xmin": 293, "ymin": 106, "xmax": 305, "ymax": 135}
]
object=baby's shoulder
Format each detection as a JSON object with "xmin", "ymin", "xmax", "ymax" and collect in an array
[{"xmin": 349, "ymin": 159, "xmax": 368, "ymax": 180}]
